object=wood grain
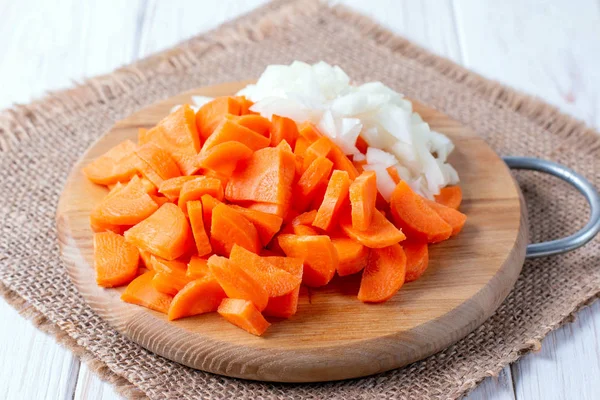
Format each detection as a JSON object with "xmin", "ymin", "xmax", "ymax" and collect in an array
[{"xmin": 55, "ymin": 81, "xmax": 527, "ymax": 382}]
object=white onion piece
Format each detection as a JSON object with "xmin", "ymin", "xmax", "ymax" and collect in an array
[{"xmin": 366, "ymin": 147, "xmax": 397, "ymax": 168}]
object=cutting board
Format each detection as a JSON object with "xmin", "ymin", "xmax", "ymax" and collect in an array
[{"xmin": 56, "ymin": 81, "xmax": 528, "ymax": 382}]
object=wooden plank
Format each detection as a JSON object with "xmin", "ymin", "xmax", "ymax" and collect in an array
[
  {"xmin": 467, "ymin": 367, "xmax": 516, "ymax": 400},
  {"xmin": 74, "ymin": 364, "xmax": 120, "ymax": 400}
]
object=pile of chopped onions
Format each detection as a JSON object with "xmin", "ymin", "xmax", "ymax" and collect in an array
[{"xmin": 238, "ymin": 61, "xmax": 459, "ymax": 199}]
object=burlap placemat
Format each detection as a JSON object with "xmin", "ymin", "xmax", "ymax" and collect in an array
[{"xmin": 1, "ymin": 0, "xmax": 599, "ymax": 398}]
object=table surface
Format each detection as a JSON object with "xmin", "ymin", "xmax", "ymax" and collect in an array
[{"xmin": 1, "ymin": 1, "xmax": 599, "ymax": 399}]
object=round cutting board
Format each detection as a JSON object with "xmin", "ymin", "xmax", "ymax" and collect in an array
[{"xmin": 57, "ymin": 81, "xmax": 527, "ymax": 383}]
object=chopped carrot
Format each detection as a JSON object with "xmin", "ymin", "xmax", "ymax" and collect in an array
[
  {"xmin": 186, "ymin": 255, "xmax": 210, "ymax": 279},
  {"xmin": 349, "ymin": 170, "xmax": 378, "ymax": 231},
  {"xmin": 298, "ymin": 123, "xmax": 322, "ymax": 142},
  {"xmin": 263, "ymin": 286, "xmax": 300, "ymax": 319},
  {"xmin": 83, "ymin": 140, "xmax": 140, "ymax": 186},
  {"xmin": 208, "ymin": 255, "xmax": 268, "ymax": 311},
  {"xmin": 124, "ymin": 203, "xmax": 193, "ymax": 260},
  {"xmin": 210, "ymin": 203, "xmax": 260, "ymax": 257},
  {"xmin": 228, "ymin": 205, "xmax": 283, "ymax": 246},
  {"xmin": 178, "ymin": 177, "xmax": 224, "ymax": 215},
  {"xmin": 121, "ymin": 271, "xmax": 173, "ymax": 313},
  {"xmin": 93, "ymin": 231, "xmax": 139, "ymax": 287},
  {"xmin": 226, "ymin": 114, "xmax": 271, "ymax": 138},
  {"xmin": 234, "ymin": 96, "xmax": 255, "ymax": 115},
  {"xmin": 275, "ymin": 139, "xmax": 293, "ymax": 153},
  {"xmin": 313, "ymin": 170, "xmax": 351, "ymax": 231},
  {"xmin": 196, "ymin": 96, "xmax": 242, "ymax": 141},
  {"xmin": 294, "ymin": 136, "xmax": 309, "ymax": 158},
  {"xmin": 202, "ymin": 119, "xmax": 270, "ymax": 153},
  {"xmin": 329, "ymin": 146, "xmax": 359, "ymax": 180},
  {"xmin": 389, "ymin": 181, "xmax": 452, "ymax": 243},
  {"xmin": 340, "ymin": 208, "xmax": 405, "ymax": 248},
  {"xmin": 271, "ymin": 115, "xmax": 299, "ymax": 147},
  {"xmin": 150, "ymin": 194, "xmax": 170, "ymax": 207},
  {"xmin": 358, "ymin": 243, "xmax": 406, "ymax": 303},
  {"xmin": 187, "ymin": 201, "xmax": 212, "ymax": 256},
  {"xmin": 218, "ymin": 298, "xmax": 270, "ymax": 336},
  {"xmin": 355, "ymin": 136, "xmax": 368, "ymax": 154},
  {"xmin": 158, "ymin": 176, "xmax": 201, "ymax": 201},
  {"xmin": 353, "ymin": 159, "xmax": 367, "ymax": 173},
  {"xmin": 434, "ymin": 186, "xmax": 463, "ymax": 210},
  {"xmin": 425, "ymin": 199, "xmax": 467, "ymax": 237},
  {"xmin": 168, "ymin": 276, "xmax": 227, "ymax": 320},
  {"xmin": 203, "ymin": 169, "xmax": 230, "ymax": 188},
  {"xmin": 139, "ymin": 249, "xmax": 154, "ymax": 270},
  {"xmin": 302, "ymin": 136, "xmax": 333, "ymax": 171},
  {"xmin": 293, "ymin": 156, "xmax": 333, "ymax": 212},
  {"xmin": 194, "ymin": 141, "xmax": 253, "ymax": 176},
  {"xmin": 200, "ymin": 194, "xmax": 222, "ymax": 233},
  {"xmin": 332, "ymin": 237, "xmax": 370, "ymax": 276},
  {"xmin": 278, "ymin": 234, "xmax": 338, "ymax": 287},
  {"xmin": 403, "ymin": 240, "xmax": 429, "ymax": 282},
  {"xmin": 292, "ymin": 210, "xmax": 317, "ymax": 226},
  {"xmin": 134, "ymin": 143, "xmax": 181, "ymax": 188},
  {"xmin": 138, "ymin": 127, "xmax": 150, "ymax": 145},
  {"xmin": 386, "ymin": 166, "xmax": 400, "ymax": 185},
  {"xmin": 293, "ymin": 225, "xmax": 319, "ymax": 236},
  {"xmin": 140, "ymin": 177, "xmax": 158, "ymax": 195},
  {"xmin": 246, "ymin": 202, "xmax": 288, "ymax": 218},
  {"xmin": 150, "ymin": 256, "xmax": 192, "ymax": 296}
]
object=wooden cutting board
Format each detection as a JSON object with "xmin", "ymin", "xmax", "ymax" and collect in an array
[{"xmin": 56, "ymin": 81, "xmax": 527, "ymax": 383}]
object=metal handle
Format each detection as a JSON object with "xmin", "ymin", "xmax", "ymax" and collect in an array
[{"xmin": 503, "ymin": 156, "xmax": 600, "ymax": 258}]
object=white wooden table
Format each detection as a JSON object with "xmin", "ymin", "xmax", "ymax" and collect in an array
[{"xmin": 1, "ymin": 1, "xmax": 599, "ymax": 399}]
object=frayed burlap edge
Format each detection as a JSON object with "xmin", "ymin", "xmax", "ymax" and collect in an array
[{"xmin": 1, "ymin": 0, "xmax": 600, "ymax": 398}]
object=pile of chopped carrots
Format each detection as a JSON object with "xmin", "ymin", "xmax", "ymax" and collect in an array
[{"xmin": 85, "ymin": 96, "xmax": 466, "ymax": 337}]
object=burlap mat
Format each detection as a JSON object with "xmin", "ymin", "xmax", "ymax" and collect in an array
[{"xmin": 1, "ymin": 1, "xmax": 599, "ymax": 398}]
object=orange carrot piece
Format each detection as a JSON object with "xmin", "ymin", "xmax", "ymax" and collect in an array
[
  {"xmin": 278, "ymin": 234, "xmax": 338, "ymax": 287},
  {"xmin": 246, "ymin": 202, "xmax": 288, "ymax": 218},
  {"xmin": 144, "ymin": 105, "xmax": 201, "ymax": 175},
  {"xmin": 434, "ymin": 186, "xmax": 463, "ymax": 210},
  {"xmin": 218, "ymin": 298, "xmax": 270, "ymax": 336},
  {"xmin": 355, "ymin": 136, "xmax": 368, "ymax": 154},
  {"xmin": 134, "ymin": 143, "xmax": 181, "ymax": 188},
  {"xmin": 201, "ymin": 194, "xmax": 222, "ymax": 233},
  {"xmin": 302, "ymin": 136, "xmax": 333, "ymax": 171},
  {"xmin": 276, "ymin": 139, "xmax": 293, "ymax": 153},
  {"xmin": 124, "ymin": 203, "xmax": 193, "ymax": 260},
  {"xmin": 425, "ymin": 199, "xmax": 467, "ymax": 237},
  {"xmin": 178, "ymin": 177, "xmax": 224, "ymax": 215},
  {"xmin": 313, "ymin": 170, "xmax": 351, "ymax": 231},
  {"xmin": 403, "ymin": 240, "xmax": 429, "ymax": 282},
  {"xmin": 271, "ymin": 115, "xmax": 299, "ymax": 147},
  {"xmin": 93, "ymin": 231, "xmax": 139, "ymax": 288},
  {"xmin": 292, "ymin": 210, "xmax": 317, "ymax": 226},
  {"xmin": 194, "ymin": 141, "xmax": 253, "ymax": 176},
  {"xmin": 158, "ymin": 176, "xmax": 202, "ymax": 201},
  {"xmin": 332, "ymin": 237, "xmax": 370, "ymax": 276},
  {"xmin": 353, "ymin": 159, "xmax": 367, "ymax": 173},
  {"xmin": 208, "ymin": 255, "xmax": 268, "ymax": 311},
  {"xmin": 228, "ymin": 205, "xmax": 283, "ymax": 246},
  {"xmin": 83, "ymin": 140, "xmax": 141, "ymax": 186},
  {"xmin": 230, "ymin": 245, "xmax": 302, "ymax": 297},
  {"xmin": 187, "ymin": 201, "xmax": 212, "ymax": 256},
  {"xmin": 196, "ymin": 97, "xmax": 242, "ymax": 141},
  {"xmin": 210, "ymin": 203, "xmax": 260, "ymax": 257},
  {"xmin": 202, "ymin": 119, "xmax": 270, "ymax": 153},
  {"xmin": 139, "ymin": 249, "xmax": 154, "ymax": 270},
  {"xmin": 294, "ymin": 136, "xmax": 309, "ymax": 158},
  {"xmin": 389, "ymin": 181, "xmax": 452, "ymax": 243},
  {"xmin": 150, "ymin": 256, "xmax": 192, "ymax": 296},
  {"xmin": 140, "ymin": 178, "xmax": 158, "ymax": 195},
  {"xmin": 293, "ymin": 156, "xmax": 334, "ymax": 212},
  {"xmin": 329, "ymin": 146, "xmax": 359, "ymax": 180},
  {"xmin": 263, "ymin": 286, "xmax": 300, "ymax": 319},
  {"xmin": 293, "ymin": 225, "xmax": 319, "ymax": 236},
  {"xmin": 90, "ymin": 176, "xmax": 159, "ymax": 231},
  {"xmin": 186, "ymin": 255, "xmax": 210, "ymax": 279},
  {"xmin": 349, "ymin": 170, "xmax": 378, "ymax": 231},
  {"xmin": 358, "ymin": 243, "xmax": 406, "ymax": 303},
  {"xmin": 386, "ymin": 166, "xmax": 401, "ymax": 185},
  {"xmin": 234, "ymin": 96, "xmax": 255, "ymax": 115},
  {"xmin": 225, "ymin": 146, "xmax": 295, "ymax": 206},
  {"xmin": 167, "ymin": 276, "xmax": 227, "ymax": 320},
  {"xmin": 138, "ymin": 127, "xmax": 150, "ymax": 145},
  {"xmin": 340, "ymin": 209, "xmax": 406, "ymax": 248},
  {"xmin": 226, "ymin": 114, "xmax": 271, "ymax": 137},
  {"xmin": 203, "ymin": 169, "xmax": 230, "ymax": 188},
  {"xmin": 121, "ymin": 271, "xmax": 173, "ymax": 314},
  {"xmin": 298, "ymin": 123, "xmax": 322, "ymax": 142},
  {"xmin": 150, "ymin": 194, "xmax": 170, "ymax": 207}
]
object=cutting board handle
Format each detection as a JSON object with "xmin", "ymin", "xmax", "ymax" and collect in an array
[{"xmin": 503, "ymin": 156, "xmax": 600, "ymax": 258}]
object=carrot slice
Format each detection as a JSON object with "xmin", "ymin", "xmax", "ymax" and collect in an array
[
  {"xmin": 194, "ymin": 141, "xmax": 253, "ymax": 176},
  {"xmin": 294, "ymin": 136, "xmax": 309, "ymax": 158},
  {"xmin": 93, "ymin": 231, "xmax": 139, "ymax": 287},
  {"xmin": 234, "ymin": 96, "xmax": 255, "ymax": 115},
  {"xmin": 358, "ymin": 243, "xmax": 406, "ymax": 303},
  {"xmin": 139, "ymin": 249, "xmax": 154, "ymax": 270},
  {"xmin": 138, "ymin": 127, "xmax": 150, "ymax": 145},
  {"xmin": 302, "ymin": 136, "xmax": 333, "ymax": 171},
  {"xmin": 210, "ymin": 203, "xmax": 260, "ymax": 257},
  {"xmin": 90, "ymin": 176, "xmax": 158, "ymax": 231},
  {"xmin": 225, "ymin": 146, "xmax": 295, "ymax": 206},
  {"xmin": 340, "ymin": 208, "xmax": 406, "ymax": 248},
  {"xmin": 349, "ymin": 170, "xmax": 378, "ymax": 231},
  {"xmin": 389, "ymin": 181, "xmax": 452, "ymax": 243},
  {"xmin": 292, "ymin": 210, "xmax": 317, "ymax": 226},
  {"xmin": 178, "ymin": 177, "xmax": 224, "ymax": 215},
  {"xmin": 275, "ymin": 139, "xmax": 293, "ymax": 153},
  {"xmin": 134, "ymin": 143, "xmax": 181, "ymax": 188},
  {"xmin": 332, "ymin": 237, "xmax": 369, "ymax": 276},
  {"xmin": 271, "ymin": 115, "xmax": 299, "ymax": 147},
  {"xmin": 329, "ymin": 146, "xmax": 359, "ymax": 180},
  {"xmin": 263, "ymin": 286, "xmax": 300, "ymax": 319},
  {"xmin": 202, "ymin": 119, "xmax": 270, "ymax": 153},
  {"xmin": 293, "ymin": 156, "xmax": 334, "ymax": 212},
  {"xmin": 150, "ymin": 194, "xmax": 170, "ymax": 207},
  {"xmin": 226, "ymin": 114, "xmax": 271, "ymax": 138},
  {"xmin": 124, "ymin": 203, "xmax": 193, "ymax": 260},
  {"xmin": 196, "ymin": 96, "xmax": 242, "ymax": 141},
  {"xmin": 144, "ymin": 105, "xmax": 200, "ymax": 175},
  {"xmin": 83, "ymin": 140, "xmax": 140, "ymax": 186},
  {"xmin": 313, "ymin": 170, "xmax": 351, "ymax": 231},
  {"xmin": 167, "ymin": 276, "xmax": 227, "ymax": 320},
  {"xmin": 150, "ymin": 256, "xmax": 192, "ymax": 296},
  {"xmin": 293, "ymin": 225, "xmax": 319, "ymax": 236},
  {"xmin": 434, "ymin": 186, "xmax": 463, "ymax": 210},
  {"xmin": 425, "ymin": 199, "xmax": 467, "ymax": 237},
  {"xmin": 187, "ymin": 201, "xmax": 212, "ymax": 256},
  {"xmin": 121, "ymin": 271, "xmax": 173, "ymax": 314},
  {"xmin": 228, "ymin": 205, "xmax": 283, "ymax": 246},
  {"xmin": 140, "ymin": 177, "xmax": 158, "ymax": 195},
  {"xmin": 200, "ymin": 194, "xmax": 222, "ymax": 233},
  {"xmin": 278, "ymin": 234, "xmax": 338, "ymax": 287},
  {"xmin": 158, "ymin": 176, "xmax": 202, "ymax": 201},
  {"xmin": 246, "ymin": 202, "xmax": 288, "ymax": 218},
  {"xmin": 386, "ymin": 166, "xmax": 401, "ymax": 185},
  {"xmin": 353, "ymin": 159, "xmax": 367, "ymax": 173},
  {"xmin": 298, "ymin": 123, "xmax": 322, "ymax": 142},
  {"xmin": 186, "ymin": 255, "xmax": 210, "ymax": 279},
  {"xmin": 218, "ymin": 298, "xmax": 270, "ymax": 336},
  {"xmin": 403, "ymin": 240, "xmax": 429, "ymax": 282},
  {"xmin": 208, "ymin": 255, "xmax": 268, "ymax": 311},
  {"xmin": 355, "ymin": 136, "xmax": 368, "ymax": 154}
]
